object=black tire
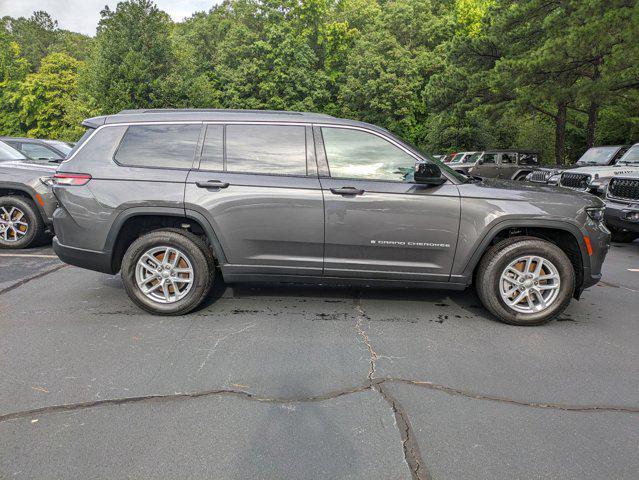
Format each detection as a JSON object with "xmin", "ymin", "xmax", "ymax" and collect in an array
[
  {"xmin": 609, "ymin": 228, "xmax": 638, "ymax": 243},
  {"xmin": 475, "ymin": 236, "xmax": 575, "ymax": 326},
  {"xmin": 121, "ymin": 229, "xmax": 214, "ymax": 315},
  {"xmin": 0, "ymin": 195, "xmax": 46, "ymax": 249}
]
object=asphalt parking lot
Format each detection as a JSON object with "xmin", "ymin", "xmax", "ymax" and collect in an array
[{"xmin": 1, "ymin": 242, "xmax": 638, "ymax": 479}]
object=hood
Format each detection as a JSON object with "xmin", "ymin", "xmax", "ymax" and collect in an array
[
  {"xmin": 0, "ymin": 160, "xmax": 58, "ymax": 172},
  {"xmin": 563, "ymin": 164, "xmax": 639, "ymax": 178},
  {"xmin": 459, "ymin": 177, "xmax": 603, "ymax": 207}
]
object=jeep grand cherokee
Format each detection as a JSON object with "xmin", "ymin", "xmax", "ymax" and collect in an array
[{"xmin": 52, "ymin": 109, "xmax": 610, "ymax": 326}]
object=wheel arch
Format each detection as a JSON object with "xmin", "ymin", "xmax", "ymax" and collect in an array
[
  {"xmin": 105, "ymin": 207, "xmax": 227, "ymax": 273},
  {"xmin": 461, "ymin": 219, "xmax": 589, "ymax": 296},
  {"xmin": 0, "ymin": 182, "xmax": 47, "ymax": 222}
]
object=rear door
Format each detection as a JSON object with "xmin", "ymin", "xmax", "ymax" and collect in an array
[
  {"xmin": 316, "ymin": 125, "xmax": 460, "ymax": 282},
  {"xmin": 184, "ymin": 123, "xmax": 325, "ymax": 277}
]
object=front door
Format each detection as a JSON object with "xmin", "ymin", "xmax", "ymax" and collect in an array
[
  {"xmin": 477, "ymin": 152, "xmax": 499, "ymax": 178},
  {"xmin": 185, "ymin": 123, "xmax": 325, "ymax": 277},
  {"xmin": 316, "ymin": 126, "xmax": 461, "ymax": 282},
  {"xmin": 498, "ymin": 152, "xmax": 518, "ymax": 179}
]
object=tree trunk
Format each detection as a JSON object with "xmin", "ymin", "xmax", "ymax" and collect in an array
[
  {"xmin": 586, "ymin": 101, "xmax": 598, "ymax": 148},
  {"xmin": 554, "ymin": 102, "xmax": 567, "ymax": 165}
]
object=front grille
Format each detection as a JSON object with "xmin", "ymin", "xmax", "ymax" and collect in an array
[
  {"xmin": 528, "ymin": 170, "xmax": 552, "ymax": 183},
  {"xmin": 608, "ymin": 178, "xmax": 639, "ymax": 201},
  {"xmin": 560, "ymin": 172, "xmax": 591, "ymax": 190}
]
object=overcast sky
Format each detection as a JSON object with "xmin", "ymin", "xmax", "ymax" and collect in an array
[{"xmin": 0, "ymin": 0, "xmax": 220, "ymax": 35}]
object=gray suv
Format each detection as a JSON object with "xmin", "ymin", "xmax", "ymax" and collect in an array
[
  {"xmin": 52, "ymin": 109, "xmax": 610, "ymax": 326},
  {"xmin": 0, "ymin": 140, "xmax": 57, "ymax": 248}
]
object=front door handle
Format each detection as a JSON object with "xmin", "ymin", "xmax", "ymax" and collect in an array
[
  {"xmin": 196, "ymin": 180, "xmax": 229, "ymax": 189},
  {"xmin": 330, "ymin": 187, "xmax": 365, "ymax": 196}
]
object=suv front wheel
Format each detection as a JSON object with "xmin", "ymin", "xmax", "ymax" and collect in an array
[
  {"xmin": 0, "ymin": 196, "xmax": 46, "ymax": 249},
  {"xmin": 476, "ymin": 237, "xmax": 575, "ymax": 326},
  {"xmin": 121, "ymin": 229, "xmax": 214, "ymax": 315}
]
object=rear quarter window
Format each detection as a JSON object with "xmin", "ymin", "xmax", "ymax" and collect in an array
[{"xmin": 114, "ymin": 124, "xmax": 201, "ymax": 169}]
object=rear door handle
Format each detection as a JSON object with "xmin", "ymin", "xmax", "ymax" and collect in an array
[
  {"xmin": 330, "ymin": 187, "xmax": 365, "ymax": 196},
  {"xmin": 196, "ymin": 180, "xmax": 229, "ymax": 189}
]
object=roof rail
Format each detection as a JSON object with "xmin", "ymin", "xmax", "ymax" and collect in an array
[{"xmin": 116, "ymin": 108, "xmax": 333, "ymax": 118}]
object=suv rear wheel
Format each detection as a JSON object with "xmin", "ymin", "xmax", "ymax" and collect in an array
[
  {"xmin": 121, "ymin": 229, "xmax": 214, "ymax": 315},
  {"xmin": 0, "ymin": 196, "xmax": 46, "ymax": 249},
  {"xmin": 476, "ymin": 237, "xmax": 575, "ymax": 326}
]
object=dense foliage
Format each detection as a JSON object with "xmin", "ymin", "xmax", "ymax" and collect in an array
[{"xmin": 1, "ymin": 0, "xmax": 637, "ymax": 163}]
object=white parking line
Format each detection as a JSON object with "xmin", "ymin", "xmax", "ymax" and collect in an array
[
  {"xmin": 628, "ymin": 269, "xmax": 639, "ymax": 272},
  {"xmin": 0, "ymin": 254, "xmax": 58, "ymax": 259}
]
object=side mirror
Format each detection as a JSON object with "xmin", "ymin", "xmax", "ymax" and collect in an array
[{"xmin": 414, "ymin": 162, "xmax": 446, "ymax": 186}]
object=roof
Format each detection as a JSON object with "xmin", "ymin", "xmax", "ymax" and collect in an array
[
  {"xmin": 0, "ymin": 136, "xmax": 51, "ymax": 143},
  {"xmin": 82, "ymin": 108, "xmax": 376, "ymax": 130}
]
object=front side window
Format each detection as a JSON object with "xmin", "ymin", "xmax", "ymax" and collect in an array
[
  {"xmin": 321, "ymin": 127, "xmax": 416, "ymax": 182},
  {"xmin": 115, "ymin": 124, "xmax": 201, "ymax": 169},
  {"xmin": 226, "ymin": 124, "xmax": 307, "ymax": 175},
  {"xmin": 482, "ymin": 153, "xmax": 497, "ymax": 164}
]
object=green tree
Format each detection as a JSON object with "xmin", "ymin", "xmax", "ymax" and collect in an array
[
  {"xmin": 83, "ymin": 0, "xmax": 176, "ymax": 113},
  {"xmin": 0, "ymin": 30, "xmax": 29, "ymax": 135},
  {"xmin": 16, "ymin": 53, "xmax": 85, "ymax": 140},
  {"xmin": 2, "ymin": 11, "xmax": 59, "ymax": 70}
]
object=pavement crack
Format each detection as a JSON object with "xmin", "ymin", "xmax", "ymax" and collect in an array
[
  {"xmin": 0, "ymin": 264, "xmax": 67, "ymax": 296},
  {"xmin": 354, "ymin": 296, "xmax": 377, "ymax": 383},
  {"xmin": 387, "ymin": 377, "xmax": 639, "ymax": 413},
  {"xmin": 376, "ymin": 382, "xmax": 428, "ymax": 480},
  {"xmin": 2, "ymin": 377, "xmax": 638, "ymax": 424},
  {"xmin": 197, "ymin": 322, "xmax": 256, "ymax": 373},
  {"xmin": 0, "ymin": 384, "xmax": 373, "ymax": 423}
]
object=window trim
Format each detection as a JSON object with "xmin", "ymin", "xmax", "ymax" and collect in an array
[
  {"xmin": 316, "ymin": 124, "xmax": 427, "ymax": 184},
  {"xmin": 112, "ymin": 122, "xmax": 203, "ymax": 171}
]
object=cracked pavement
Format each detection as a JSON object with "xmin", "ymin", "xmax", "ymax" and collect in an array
[{"xmin": 0, "ymin": 242, "xmax": 638, "ymax": 479}]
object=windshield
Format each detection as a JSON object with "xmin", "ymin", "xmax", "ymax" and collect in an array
[
  {"xmin": 0, "ymin": 141, "xmax": 27, "ymax": 161},
  {"xmin": 617, "ymin": 144, "xmax": 639, "ymax": 165},
  {"xmin": 576, "ymin": 146, "xmax": 618, "ymax": 165},
  {"xmin": 45, "ymin": 140, "xmax": 73, "ymax": 155},
  {"xmin": 463, "ymin": 152, "xmax": 482, "ymax": 164}
]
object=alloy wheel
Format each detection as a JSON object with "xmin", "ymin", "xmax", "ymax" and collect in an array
[
  {"xmin": 135, "ymin": 246, "xmax": 194, "ymax": 304},
  {"xmin": 0, "ymin": 206, "xmax": 29, "ymax": 243},
  {"xmin": 499, "ymin": 255, "xmax": 561, "ymax": 314}
]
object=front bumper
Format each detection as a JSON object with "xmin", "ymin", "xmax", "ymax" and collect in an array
[{"xmin": 604, "ymin": 200, "xmax": 639, "ymax": 234}]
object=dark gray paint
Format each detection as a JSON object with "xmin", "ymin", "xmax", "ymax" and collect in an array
[{"xmin": 53, "ymin": 110, "xmax": 609, "ymax": 295}]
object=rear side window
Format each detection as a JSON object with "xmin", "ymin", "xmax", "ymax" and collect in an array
[
  {"xmin": 226, "ymin": 124, "xmax": 306, "ymax": 175},
  {"xmin": 200, "ymin": 125, "xmax": 223, "ymax": 171},
  {"xmin": 115, "ymin": 124, "xmax": 201, "ymax": 169}
]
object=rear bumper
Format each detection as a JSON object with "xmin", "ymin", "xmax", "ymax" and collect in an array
[
  {"xmin": 52, "ymin": 237, "xmax": 115, "ymax": 274},
  {"xmin": 604, "ymin": 200, "xmax": 639, "ymax": 234}
]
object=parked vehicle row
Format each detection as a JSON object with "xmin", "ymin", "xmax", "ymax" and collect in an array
[
  {"xmin": 449, "ymin": 149, "xmax": 539, "ymax": 180},
  {"xmin": 48, "ymin": 109, "xmax": 611, "ymax": 326}
]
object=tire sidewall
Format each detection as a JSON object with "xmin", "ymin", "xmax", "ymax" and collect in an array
[
  {"xmin": 0, "ymin": 196, "xmax": 40, "ymax": 249},
  {"xmin": 121, "ymin": 231, "xmax": 212, "ymax": 315},
  {"xmin": 482, "ymin": 240, "xmax": 575, "ymax": 325}
]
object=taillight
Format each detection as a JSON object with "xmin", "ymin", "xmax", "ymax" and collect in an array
[{"xmin": 54, "ymin": 173, "xmax": 92, "ymax": 186}]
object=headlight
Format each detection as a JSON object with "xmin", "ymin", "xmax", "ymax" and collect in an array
[{"xmin": 586, "ymin": 207, "xmax": 605, "ymax": 223}]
